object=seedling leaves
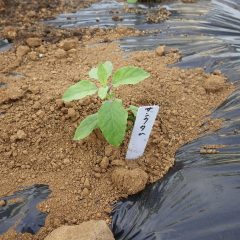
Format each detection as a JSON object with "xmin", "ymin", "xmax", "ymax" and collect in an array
[
  {"xmin": 89, "ymin": 67, "xmax": 98, "ymax": 80},
  {"xmin": 112, "ymin": 67, "xmax": 150, "ymax": 87},
  {"xmin": 98, "ymin": 99, "xmax": 128, "ymax": 146},
  {"xmin": 73, "ymin": 113, "xmax": 98, "ymax": 140},
  {"xmin": 89, "ymin": 61, "xmax": 113, "ymax": 83},
  {"xmin": 103, "ymin": 61, "xmax": 113, "ymax": 78},
  {"xmin": 63, "ymin": 61, "xmax": 150, "ymax": 147},
  {"xmin": 98, "ymin": 86, "xmax": 109, "ymax": 99},
  {"xmin": 97, "ymin": 64, "xmax": 108, "ymax": 86},
  {"xmin": 62, "ymin": 80, "xmax": 98, "ymax": 102}
]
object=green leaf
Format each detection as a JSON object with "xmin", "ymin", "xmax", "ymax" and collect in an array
[
  {"xmin": 89, "ymin": 61, "xmax": 113, "ymax": 82},
  {"xmin": 98, "ymin": 86, "xmax": 109, "ymax": 100},
  {"xmin": 62, "ymin": 80, "xmax": 98, "ymax": 102},
  {"xmin": 129, "ymin": 105, "xmax": 138, "ymax": 117},
  {"xmin": 97, "ymin": 64, "xmax": 109, "ymax": 86},
  {"xmin": 73, "ymin": 113, "xmax": 98, "ymax": 140},
  {"xmin": 112, "ymin": 67, "xmax": 150, "ymax": 87},
  {"xmin": 98, "ymin": 99, "xmax": 128, "ymax": 146},
  {"xmin": 89, "ymin": 67, "xmax": 98, "ymax": 80},
  {"xmin": 103, "ymin": 61, "xmax": 113, "ymax": 79}
]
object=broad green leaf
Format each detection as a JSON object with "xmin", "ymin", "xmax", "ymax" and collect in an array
[
  {"xmin": 89, "ymin": 67, "xmax": 98, "ymax": 80},
  {"xmin": 89, "ymin": 61, "xmax": 113, "ymax": 81},
  {"xmin": 73, "ymin": 113, "xmax": 98, "ymax": 140},
  {"xmin": 98, "ymin": 99, "xmax": 128, "ymax": 146},
  {"xmin": 112, "ymin": 67, "xmax": 150, "ymax": 87},
  {"xmin": 103, "ymin": 61, "xmax": 113, "ymax": 79},
  {"xmin": 98, "ymin": 86, "xmax": 109, "ymax": 100},
  {"xmin": 129, "ymin": 105, "xmax": 138, "ymax": 117},
  {"xmin": 97, "ymin": 64, "xmax": 108, "ymax": 86},
  {"xmin": 62, "ymin": 80, "xmax": 98, "ymax": 102}
]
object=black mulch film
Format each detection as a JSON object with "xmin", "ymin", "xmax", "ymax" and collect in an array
[
  {"xmin": 1, "ymin": 0, "xmax": 240, "ymax": 238},
  {"xmin": 0, "ymin": 185, "xmax": 51, "ymax": 235},
  {"xmin": 0, "ymin": 39, "xmax": 11, "ymax": 52}
]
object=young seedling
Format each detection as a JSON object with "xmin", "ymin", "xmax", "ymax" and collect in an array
[{"xmin": 62, "ymin": 61, "xmax": 150, "ymax": 147}]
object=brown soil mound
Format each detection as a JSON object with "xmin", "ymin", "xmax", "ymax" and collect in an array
[{"xmin": 0, "ymin": 33, "xmax": 234, "ymax": 239}]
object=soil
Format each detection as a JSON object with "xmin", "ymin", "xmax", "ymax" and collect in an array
[
  {"xmin": 0, "ymin": 0, "xmax": 235, "ymax": 240},
  {"xmin": 0, "ymin": 0, "xmax": 169, "ymax": 47},
  {"xmin": 0, "ymin": 0, "xmax": 108, "ymax": 50}
]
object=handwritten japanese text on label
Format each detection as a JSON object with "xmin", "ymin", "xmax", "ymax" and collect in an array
[{"xmin": 126, "ymin": 105, "xmax": 159, "ymax": 160}]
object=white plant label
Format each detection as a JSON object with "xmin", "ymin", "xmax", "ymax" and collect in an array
[{"xmin": 126, "ymin": 105, "xmax": 160, "ymax": 160}]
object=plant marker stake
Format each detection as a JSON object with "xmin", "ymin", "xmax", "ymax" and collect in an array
[{"xmin": 126, "ymin": 105, "xmax": 160, "ymax": 160}]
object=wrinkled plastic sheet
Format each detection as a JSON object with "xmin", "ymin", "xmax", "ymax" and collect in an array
[
  {"xmin": 0, "ymin": 185, "xmax": 51, "ymax": 235},
  {"xmin": 45, "ymin": 0, "xmax": 163, "ymax": 28},
  {"xmin": 112, "ymin": 0, "xmax": 240, "ymax": 239},
  {"xmin": 120, "ymin": 0, "xmax": 240, "ymax": 81},
  {"xmin": 0, "ymin": 39, "xmax": 11, "ymax": 52}
]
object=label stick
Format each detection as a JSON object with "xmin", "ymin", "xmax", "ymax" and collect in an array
[{"xmin": 126, "ymin": 105, "xmax": 159, "ymax": 160}]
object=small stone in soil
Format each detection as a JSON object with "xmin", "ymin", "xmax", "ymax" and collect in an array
[
  {"xmin": 44, "ymin": 220, "xmax": 114, "ymax": 240},
  {"xmin": 67, "ymin": 108, "xmax": 76, "ymax": 118},
  {"xmin": 81, "ymin": 188, "xmax": 89, "ymax": 197},
  {"xmin": 16, "ymin": 130, "xmax": 27, "ymax": 140},
  {"xmin": 63, "ymin": 158, "xmax": 70, "ymax": 164},
  {"xmin": 55, "ymin": 99, "xmax": 63, "ymax": 108},
  {"xmin": 100, "ymin": 157, "xmax": 109, "ymax": 169},
  {"xmin": 84, "ymin": 178, "xmax": 91, "ymax": 188},
  {"xmin": 16, "ymin": 45, "xmax": 30, "ymax": 58},
  {"xmin": 0, "ymin": 200, "xmax": 6, "ymax": 207},
  {"xmin": 111, "ymin": 159, "xmax": 126, "ymax": 167},
  {"xmin": 203, "ymin": 75, "xmax": 225, "ymax": 93},
  {"xmin": 104, "ymin": 145, "xmax": 113, "ymax": 157},
  {"xmin": 26, "ymin": 37, "xmax": 42, "ymax": 47},
  {"xmin": 156, "ymin": 45, "xmax": 165, "ymax": 56},
  {"xmin": 59, "ymin": 38, "xmax": 78, "ymax": 51},
  {"xmin": 55, "ymin": 49, "xmax": 67, "ymax": 59},
  {"xmin": 111, "ymin": 168, "xmax": 149, "ymax": 195}
]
